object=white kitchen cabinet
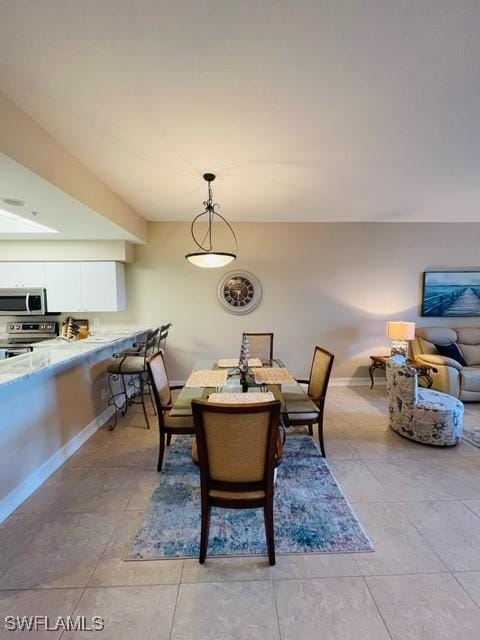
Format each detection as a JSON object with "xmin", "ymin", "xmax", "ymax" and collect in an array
[
  {"xmin": 0, "ymin": 262, "xmax": 46, "ymax": 288},
  {"xmin": 0, "ymin": 263, "xmax": 21, "ymax": 288},
  {"xmin": 45, "ymin": 261, "xmax": 126, "ymax": 312},
  {"xmin": 45, "ymin": 262, "xmax": 83, "ymax": 312},
  {"xmin": 80, "ymin": 262, "xmax": 126, "ymax": 312}
]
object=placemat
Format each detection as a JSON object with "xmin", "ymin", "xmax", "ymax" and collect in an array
[
  {"xmin": 252, "ymin": 367, "xmax": 295, "ymax": 385},
  {"xmin": 217, "ymin": 358, "xmax": 263, "ymax": 368},
  {"xmin": 185, "ymin": 369, "xmax": 227, "ymax": 388},
  {"xmin": 208, "ymin": 391, "xmax": 276, "ymax": 404}
]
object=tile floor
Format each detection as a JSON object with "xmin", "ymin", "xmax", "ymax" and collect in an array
[{"xmin": 1, "ymin": 386, "xmax": 480, "ymax": 638}]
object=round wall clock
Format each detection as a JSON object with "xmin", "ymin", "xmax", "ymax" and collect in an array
[{"xmin": 217, "ymin": 271, "xmax": 262, "ymax": 315}]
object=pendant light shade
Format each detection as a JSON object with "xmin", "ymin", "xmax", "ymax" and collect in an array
[
  {"xmin": 185, "ymin": 173, "xmax": 237, "ymax": 268},
  {"xmin": 186, "ymin": 251, "xmax": 236, "ymax": 268}
]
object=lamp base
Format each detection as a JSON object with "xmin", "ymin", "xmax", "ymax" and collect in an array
[{"xmin": 390, "ymin": 340, "xmax": 409, "ymax": 358}]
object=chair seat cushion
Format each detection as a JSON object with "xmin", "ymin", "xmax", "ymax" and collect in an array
[
  {"xmin": 209, "ymin": 488, "xmax": 265, "ymax": 500},
  {"xmin": 163, "ymin": 412, "xmax": 194, "ymax": 430},
  {"xmin": 416, "ymin": 388, "xmax": 464, "ymax": 413},
  {"xmin": 107, "ymin": 356, "xmax": 146, "ymax": 374},
  {"xmin": 287, "ymin": 412, "xmax": 319, "ymax": 423},
  {"xmin": 461, "ymin": 367, "xmax": 480, "ymax": 393}
]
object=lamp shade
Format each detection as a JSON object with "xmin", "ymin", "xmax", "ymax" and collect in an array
[
  {"xmin": 386, "ymin": 321, "xmax": 416, "ymax": 341},
  {"xmin": 185, "ymin": 251, "xmax": 236, "ymax": 268}
]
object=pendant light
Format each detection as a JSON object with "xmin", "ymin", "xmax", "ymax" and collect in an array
[{"xmin": 185, "ymin": 173, "xmax": 238, "ymax": 268}]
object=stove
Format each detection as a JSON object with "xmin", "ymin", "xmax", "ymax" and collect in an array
[{"xmin": 0, "ymin": 321, "xmax": 58, "ymax": 358}]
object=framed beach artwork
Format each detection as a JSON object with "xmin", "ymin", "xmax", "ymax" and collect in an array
[{"xmin": 422, "ymin": 271, "xmax": 480, "ymax": 317}]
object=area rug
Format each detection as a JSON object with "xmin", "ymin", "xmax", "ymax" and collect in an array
[
  {"xmin": 463, "ymin": 425, "xmax": 480, "ymax": 449},
  {"xmin": 128, "ymin": 435, "xmax": 373, "ymax": 560}
]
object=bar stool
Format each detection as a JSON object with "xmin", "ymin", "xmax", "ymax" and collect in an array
[
  {"xmin": 107, "ymin": 327, "xmax": 160, "ymax": 430},
  {"xmin": 143, "ymin": 322, "xmax": 172, "ymax": 405},
  {"xmin": 123, "ymin": 323, "xmax": 171, "ymax": 357},
  {"xmin": 157, "ymin": 322, "xmax": 172, "ymax": 352}
]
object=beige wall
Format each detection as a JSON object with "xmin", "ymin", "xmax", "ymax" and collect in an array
[
  {"xmin": 80, "ymin": 222, "xmax": 480, "ymax": 380},
  {"xmin": 0, "ymin": 92, "xmax": 147, "ymax": 242}
]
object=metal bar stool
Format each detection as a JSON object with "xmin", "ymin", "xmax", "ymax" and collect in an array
[
  {"xmin": 142, "ymin": 323, "xmax": 172, "ymax": 407},
  {"xmin": 106, "ymin": 327, "xmax": 160, "ymax": 430},
  {"xmin": 157, "ymin": 322, "xmax": 172, "ymax": 352}
]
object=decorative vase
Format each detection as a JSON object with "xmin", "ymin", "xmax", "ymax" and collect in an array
[{"xmin": 239, "ymin": 335, "xmax": 250, "ymax": 392}]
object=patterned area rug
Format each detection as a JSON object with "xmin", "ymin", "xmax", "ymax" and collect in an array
[
  {"xmin": 463, "ymin": 426, "xmax": 480, "ymax": 449},
  {"xmin": 128, "ymin": 435, "xmax": 373, "ymax": 560}
]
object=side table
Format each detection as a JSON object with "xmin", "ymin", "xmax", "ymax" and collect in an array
[{"xmin": 369, "ymin": 355, "xmax": 437, "ymax": 389}]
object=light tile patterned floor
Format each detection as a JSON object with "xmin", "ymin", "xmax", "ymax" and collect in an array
[{"xmin": 1, "ymin": 386, "xmax": 480, "ymax": 638}]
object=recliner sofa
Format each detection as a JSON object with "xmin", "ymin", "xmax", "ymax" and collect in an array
[{"xmin": 411, "ymin": 327, "xmax": 480, "ymax": 401}]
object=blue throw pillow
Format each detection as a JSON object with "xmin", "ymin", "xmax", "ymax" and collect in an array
[{"xmin": 434, "ymin": 343, "xmax": 467, "ymax": 367}]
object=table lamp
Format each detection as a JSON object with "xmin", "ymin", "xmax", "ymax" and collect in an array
[{"xmin": 386, "ymin": 321, "xmax": 415, "ymax": 358}]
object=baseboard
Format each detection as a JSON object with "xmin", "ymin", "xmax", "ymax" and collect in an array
[
  {"xmin": 0, "ymin": 406, "xmax": 114, "ymax": 524},
  {"xmin": 330, "ymin": 377, "xmax": 386, "ymax": 387},
  {"xmin": 171, "ymin": 377, "xmax": 386, "ymax": 388}
]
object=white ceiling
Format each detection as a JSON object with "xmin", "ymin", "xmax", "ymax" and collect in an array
[
  {"xmin": 0, "ymin": 152, "xmax": 139, "ymax": 241},
  {"xmin": 1, "ymin": 0, "xmax": 480, "ymax": 222}
]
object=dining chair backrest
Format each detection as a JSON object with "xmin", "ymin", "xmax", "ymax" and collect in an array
[
  {"xmin": 147, "ymin": 350, "xmax": 172, "ymax": 410},
  {"xmin": 192, "ymin": 400, "xmax": 281, "ymax": 487},
  {"xmin": 308, "ymin": 346, "xmax": 335, "ymax": 401},
  {"xmin": 243, "ymin": 332, "xmax": 274, "ymax": 364}
]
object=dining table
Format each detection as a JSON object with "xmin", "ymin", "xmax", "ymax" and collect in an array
[{"xmin": 169, "ymin": 358, "xmax": 319, "ymax": 427}]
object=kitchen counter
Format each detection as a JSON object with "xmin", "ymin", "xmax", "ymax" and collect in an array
[
  {"xmin": 0, "ymin": 329, "xmax": 148, "ymax": 388},
  {"xmin": 0, "ymin": 327, "xmax": 151, "ymax": 522}
]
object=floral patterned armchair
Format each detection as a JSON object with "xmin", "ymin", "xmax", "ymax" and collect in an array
[{"xmin": 386, "ymin": 355, "xmax": 464, "ymax": 446}]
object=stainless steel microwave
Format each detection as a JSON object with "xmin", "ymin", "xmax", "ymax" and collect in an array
[{"xmin": 0, "ymin": 288, "xmax": 47, "ymax": 316}]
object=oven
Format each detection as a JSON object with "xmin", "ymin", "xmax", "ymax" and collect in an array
[
  {"xmin": 0, "ymin": 321, "xmax": 58, "ymax": 359},
  {"xmin": 0, "ymin": 288, "xmax": 47, "ymax": 316},
  {"xmin": 3, "ymin": 345, "xmax": 34, "ymax": 359}
]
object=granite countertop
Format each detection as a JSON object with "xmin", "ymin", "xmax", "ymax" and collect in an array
[{"xmin": 0, "ymin": 328, "xmax": 148, "ymax": 389}]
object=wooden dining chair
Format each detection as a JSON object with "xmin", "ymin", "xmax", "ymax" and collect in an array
[
  {"xmin": 147, "ymin": 351, "xmax": 195, "ymax": 471},
  {"xmin": 288, "ymin": 346, "xmax": 334, "ymax": 457},
  {"xmin": 191, "ymin": 399, "xmax": 281, "ymax": 565},
  {"xmin": 243, "ymin": 332, "xmax": 274, "ymax": 364}
]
